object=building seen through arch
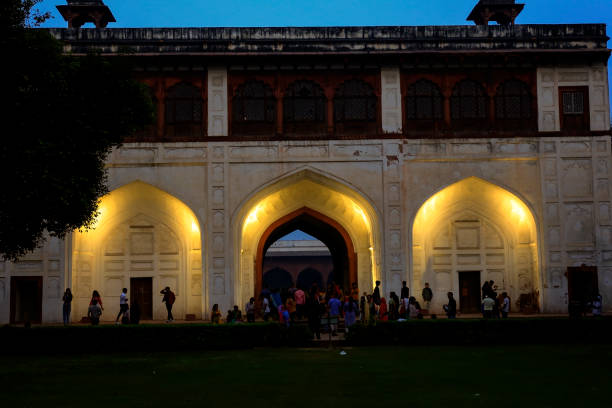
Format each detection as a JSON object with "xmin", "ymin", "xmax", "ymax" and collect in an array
[
  {"xmin": 262, "ymin": 230, "xmax": 334, "ymax": 292},
  {"xmin": 0, "ymin": 0, "xmax": 610, "ymax": 323}
]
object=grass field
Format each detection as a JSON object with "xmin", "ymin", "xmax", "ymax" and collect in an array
[{"xmin": 1, "ymin": 345, "xmax": 610, "ymax": 407}]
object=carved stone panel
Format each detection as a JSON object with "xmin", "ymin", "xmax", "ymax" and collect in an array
[
  {"xmin": 565, "ymin": 204, "xmax": 594, "ymax": 245},
  {"xmin": 545, "ymin": 203, "xmax": 560, "ymax": 225},
  {"xmin": 561, "ymin": 159, "xmax": 593, "ymax": 199},
  {"xmin": 207, "ymin": 67, "xmax": 228, "ymax": 136},
  {"xmin": 191, "ymin": 274, "xmax": 202, "ymax": 296},
  {"xmin": 213, "ymin": 275, "xmax": 225, "ymax": 295},
  {"xmin": 484, "ymin": 224, "xmax": 504, "ymax": 249},
  {"xmin": 456, "ymin": 227, "xmax": 480, "ymax": 250},
  {"xmin": 434, "ymin": 271, "xmax": 451, "ymax": 292},
  {"xmin": 388, "ymin": 208, "xmax": 400, "ymax": 227},
  {"xmin": 434, "ymin": 225, "xmax": 451, "ymax": 249},
  {"xmin": 388, "ymin": 184, "xmax": 400, "ymax": 203},
  {"xmin": 599, "ymin": 203, "xmax": 611, "ymax": 225},
  {"xmin": 130, "ymin": 232, "xmax": 154, "ymax": 255}
]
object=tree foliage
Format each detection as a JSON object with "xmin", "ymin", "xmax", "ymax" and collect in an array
[{"xmin": 0, "ymin": 0, "xmax": 154, "ymax": 260}]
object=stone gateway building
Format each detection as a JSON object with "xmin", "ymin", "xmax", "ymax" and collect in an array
[{"xmin": 1, "ymin": 0, "xmax": 611, "ymax": 323}]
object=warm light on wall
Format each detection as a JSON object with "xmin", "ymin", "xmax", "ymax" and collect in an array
[
  {"xmin": 510, "ymin": 199, "xmax": 527, "ymax": 223},
  {"xmin": 244, "ymin": 202, "xmax": 266, "ymax": 229},
  {"xmin": 352, "ymin": 203, "xmax": 370, "ymax": 229},
  {"xmin": 191, "ymin": 221, "xmax": 200, "ymax": 233}
]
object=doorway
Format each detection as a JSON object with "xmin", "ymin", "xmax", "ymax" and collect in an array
[
  {"xmin": 567, "ymin": 265, "xmax": 598, "ymax": 315},
  {"xmin": 10, "ymin": 276, "xmax": 43, "ymax": 324},
  {"xmin": 459, "ymin": 271, "xmax": 481, "ymax": 314},
  {"xmin": 131, "ymin": 277, "xmax": 153, "ymax": 320}
]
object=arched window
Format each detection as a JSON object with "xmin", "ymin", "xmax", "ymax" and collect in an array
[
  {"xmin": 164, "ymin": 82, "xmax": 202, "ymax": 138},
  {"xmin": 334, "ymin": 79, "xmax": 377, "ymax": 123},
  {"xmin": 283, "ymin": 80, "xmax": 326, "ymax": 136},
  {"xmin": 495, "ymin": 80, "xmax": 532, "ymax": 120},
  {"xmin": 451, "ymin": 80, "xmax": 487, "ymax": 120},
  {"xmin": 297, "ymin": 268, "xmax": 324, "ymax": 291},
  {"xmin": 232, "ymin": 81, "xmax": 276, "ymax": 135},
  {"xmin": 405, "ymin": 80, "xmax": 443, "ymax": 120},
  {"xmin": 284, "ymin": 81, "xmax": 326, "ymax": 123}
]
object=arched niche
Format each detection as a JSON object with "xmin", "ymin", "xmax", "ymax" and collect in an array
[
  {"xmin": 72, "ymin": 181, "xmax": 203, "ymax": 321},
  {"xmin": 411, "ymin": 177, "xmax": 540, "ymax": 313}
]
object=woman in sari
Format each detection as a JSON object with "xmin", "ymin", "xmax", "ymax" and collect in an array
[{"xmin": 379, "ymin": 297, "xmax": 389, "ymax": 321}]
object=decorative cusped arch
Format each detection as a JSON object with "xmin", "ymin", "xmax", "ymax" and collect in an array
[
  {"xmin": 411, "ymin": 177, "xmax": 541, "ymax": 313},
  {"xmin": 232, "ymin": 168, "xmax": 382, "ymax": 307},
  {"xmin": 72, "ymin": 181, "xmax": 204, "ymax": 321}
]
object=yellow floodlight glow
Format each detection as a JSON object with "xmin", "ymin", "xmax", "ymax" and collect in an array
[
  {"xmin": 510, "ymin": 199, "xmax": 527, "ymax": 223},
  {"xmin": 245, "ymin": 202, "xmax": 265, "ymax": 228},
  {"xmin": 352, "ymin": 203, "xmax": 370, "ymax": 229},
  {"xmin": 191, "ymin": 220, "xmax": 200, "ymax": 233}
]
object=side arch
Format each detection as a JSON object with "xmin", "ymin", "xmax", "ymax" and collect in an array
[
  {"xmin": 72, "ymin": 181, "xmax": 204, "ymax": 321},
  {"xmin": 411, "ymin": 177, "xmax": 541, "ymax": 313}
]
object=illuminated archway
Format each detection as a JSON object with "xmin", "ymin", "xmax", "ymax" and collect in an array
[
  {"xmin": 234, "ymin": 169, "xmax": 381, "ymax": 307},
  {"xmin": 256, "ymin": 207, "xmax": 357, "ymax": 295},
  {"xmin": 72, "ymin": 181, "xmax": 203, "ymax": 321},
  {"xmin": 412, "ymin": 177, "xmax": 540, "ymax": 313}
]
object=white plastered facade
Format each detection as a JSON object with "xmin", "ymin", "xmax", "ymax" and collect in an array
[{"xmin": 1, "ymin": 65, "xmax": 611, "ymax": 323}]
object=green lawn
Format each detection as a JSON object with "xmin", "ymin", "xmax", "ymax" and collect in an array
[{"xmin": 1, "ymin": 345, "xmax": 610, "ymax": 407}]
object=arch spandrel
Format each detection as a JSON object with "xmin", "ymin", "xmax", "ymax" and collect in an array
[
  {"xmin": 233, "ymin": 169, "xmax": 382, "ymax": 307},
  {"xmin": 412, "ymin": 177, "xmax": 541, "ymax": 313}
]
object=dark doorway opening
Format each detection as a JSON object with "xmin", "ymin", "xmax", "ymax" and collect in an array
[
  {"xmin": 131, "ymin": 277, "xmax": 153, "ymax": 320},
  {"xmin": 256, "ymin": 207, "xmax": 357, "ymax": 296},
  {"xmin": 459, "ymin": 271, "xmax": 481, "ymax": 314},
  {"xmin": 297, "ymin": 267, "xmax": 324, "ymax": 291},
  {"xmin": 567, "ymin": 265, "xmax": 598, "ymax": 316},
  {"xmin": 262, "ymin": 267, "xmax": 294, "ymax": 290},
  {"xmin": 10, "ymin": 276, "xmax": 43, "ymax": 324}
]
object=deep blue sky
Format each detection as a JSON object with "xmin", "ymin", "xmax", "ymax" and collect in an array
[
  {"xmin": 38, "ymin": 0, "xmax": 612, "ymax": 107},
  {"xmin": 37, "ymin": 0, "xmax": 612, "ymax": 28}
]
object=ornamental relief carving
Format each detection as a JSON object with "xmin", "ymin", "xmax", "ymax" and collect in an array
[
  {"xmin": 564, "ymin": 204, "xmax": 594, "ymax": 244},
  {"xmin": 561, "ymin": 159, "xmax": 593, "ymax": 198}
]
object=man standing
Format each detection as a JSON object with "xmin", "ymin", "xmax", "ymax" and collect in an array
[
  {"xmin": 400, "ymin": 281, "xmax": 409, "ymax": 300},
  {"xmin": 482, "ymin": 295, "xmax": 495, "ymax": 319},
  {"xmin": 160, "ymin": 286, "xmax": 176, "ymax": 323},
  {"xmin": 501, "ymin": 292, "xmax": 510, "ymax": 318},
  {"xmin": 327, "ymin": 294, "xmax": 342, "ymax": 336},
  {"xmin": 372, "ymin": 280, "xmax": 382, "ymax": 306},
  {"xmin": 422, "ymin": 282, "xmax": 433, "ymax": 312},
  {"xmin": 443, "ymin": 292, "xmax": 457, "ymax": 319},
  {"xmin": 115, "ymin": 288, "xmax": 129, "ymax": 324}
]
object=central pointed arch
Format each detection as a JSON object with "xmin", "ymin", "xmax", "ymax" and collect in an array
[{"xmin": 255, "ymin": 207, "xmax": 357, "ymax": 296}]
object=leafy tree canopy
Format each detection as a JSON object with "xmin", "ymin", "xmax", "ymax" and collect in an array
[{"xmin": 0, "ymin": 0, "xmax": 154, "ymax": 260}]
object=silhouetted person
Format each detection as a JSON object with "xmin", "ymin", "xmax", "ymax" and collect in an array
[
  {"xmin": 372, "ymin": 280, "xmax": 381, "ymax": 306},
  {"xmin": 400, "ymin": 281, "xmax": 409, "ymax": 300},
  {"xmin": 160, "ymin": 286, "xmax": 175, "ymax": 322},
  {"xmin": 443, "ymin": 292, "xmax": 456, "ymax": 319}
]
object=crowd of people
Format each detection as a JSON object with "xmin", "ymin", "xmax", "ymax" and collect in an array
[
  {"xmin": 59, "ymin": 280, "xmax": 604, "ymax": 328},
  {"xmin": 212, "ymin": 280, "xmax": 454, "ymax": 338}
]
